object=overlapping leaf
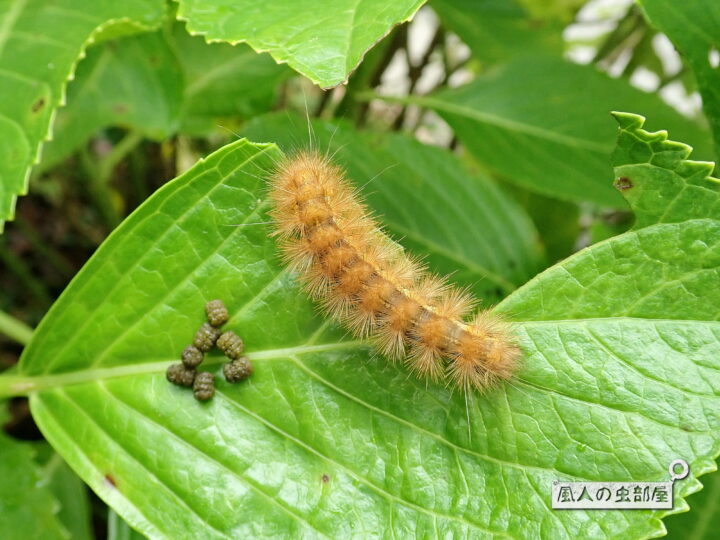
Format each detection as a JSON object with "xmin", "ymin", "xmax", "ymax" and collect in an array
[
  {"xmin": 0, "ymin": 0, "xmax": 166, "ymax": 231},
  {"xmin": 40, "ymin": 32, "xmax": 182, "ymax": 171},
  {"xmin": 499, "ymin": 112, "xmax": 720, "ymax": 321},
  {"xmin": 175, "ymin": 0, "xmax": 426, "ymax": 88},
  {"xmin": 40, "ymin": 25, "xmax": 290, "ymax": 170},
  {"xmin": 0, "ymin": 116, "xmax": 716, "ymax": 537},
  {"xmin": 167, "ymin": 25, "xmax": 289, "ymax": 135},
  {"xmin": 386, "ymin": 55, "xmax": 712, "ymax": 206}
]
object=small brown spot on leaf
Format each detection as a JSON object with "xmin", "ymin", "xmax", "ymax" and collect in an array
[
  {"xmin": 321, "ymin": 474, "xmax": 330, "ymax": 484},
  {"xmin": 104, "ymin": 473, "xmax": 117, "ymax": 487},
  {"xmin": 113, "ymin": 103, "xmax": 128, "ymax": 115},
  {"xmin": 614, "ymin": 177, "xmax": 633, "ymax": 191},
  {"xmin": 32, "ymin": 98, "xmax": 45, "ymax": 113}
]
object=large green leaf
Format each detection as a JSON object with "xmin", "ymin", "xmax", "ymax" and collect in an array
[
  {"xmin": 0, "ymin": 123, "xmax": 716, "ymax": 537},
  {"xmin": 242, "ymin": 112, "xmax": 545, "ymax": 302},
  {"xmin": 431, "ymin": 0, "xmax": 563, "ymax": 63},
  {"xmin": 638, "ymin": 0, "xmax": 720, "ymax": 160},
  {"xmin": 174, "ymin": 0, "xmax": 426, "ymax": 88},
  {"xmin": 0, "ymin": 0, "xmax": 166, "ymax": 231},
  {"xmin": 494, "ymin": 113, "xmax": 720, "ymax": 530},
  {"xmin": 384, "ymin": 55, "xmax": 713, "ymax": 206}
]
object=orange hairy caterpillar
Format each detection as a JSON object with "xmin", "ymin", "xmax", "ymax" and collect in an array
[{"xmin": 268, "ymin": 150, "xmax": 519, "ymax": 391}]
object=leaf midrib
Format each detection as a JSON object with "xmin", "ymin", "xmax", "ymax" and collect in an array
[
  {"xmin": 6, "ymin": 339, "xmax": 366, "ymax": 396},
  {"xmin": 9, "ymin": 317, "xmax": 720, "ymax": 396},
  {"xmin": 381, "ymin": 94, "xmax": 610, "ymax": 153}
]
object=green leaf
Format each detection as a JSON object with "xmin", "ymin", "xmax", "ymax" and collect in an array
[
  {"xmin": 0, "ymin": 0, "xmax": 166, "ymax": 231},
  {"xmin": 241, "ymin": 112, "xmax": 545, "ymax": 302},
  {"xmin": 503, "ymin": 186, "xmax": 581, "ymax": 263},
  {"xmin": 166, "ymin": 24, "xmax": 290, "ymax": 135},
  {"xmin": 41, "ymin": 24, "xmax": 290, "ymax": 169},
  {"xmin": 638, "ymin": 0, "xmax": 720, "ymax": 160},
  {"xmin": 611, "ymin": 112, "xmax": 720, "ymax": 229},
  {"xmin": 386, "ymin": 55, "xmax": 713, "ymax": 206},
  {"xmin": 175, "ymin": 0, "xmax": 426, "ymax": 88},
  {"xmin": 664, "ymin": 464, "xmax": 720, "ymax": 539},
  {"xmin": 516, "ymin": 0, "xmax": 586, "ymax": 22},
  {"xmin": 499, "ymin": 112, "xmax": 720, "ymax": 321},
  {"xmin": 432, "ymin": 0, "xmax": 563, "ymax": 63},
  {"xmin": 40, "ymin": 31, "xmax": 183, "ymax": 171},
  {"xmin": 0, "ymin": 128, "xmax": 716, "ymax": 537},
  {"xmin": 491, "ymin": 114, "xmax": 720, "ymax": 532},
  {"xmin": 0, "ymin": 426, "xmax": 68, "ymax": 539}
]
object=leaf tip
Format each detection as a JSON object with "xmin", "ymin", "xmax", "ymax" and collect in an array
[{"xmin": 611, "ymin": 111, "xmax": 645, "ymax": 131}]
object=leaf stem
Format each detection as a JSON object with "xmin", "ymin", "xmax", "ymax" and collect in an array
[
  {"xmin": 0, "ymin": 310, "xmax": 33, "ymax": 345},
  {"xmin": 0, "ymin": 340, "xmax": 367, "ymax": 398}
]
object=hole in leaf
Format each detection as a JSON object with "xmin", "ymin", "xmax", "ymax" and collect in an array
[
  {"xmin": 614, "ymin": 177, "xmax": 633, "ymax": 191},
  {"xmin": 31, "ymin": 98, "xmax": 45, "ymax": 113}
]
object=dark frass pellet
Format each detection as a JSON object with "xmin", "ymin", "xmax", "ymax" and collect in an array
[
  {"xmin": 166, "ymin": 363, "xmax": 196, "ymax": 387},
  {"xmin": 193, "ymin": 372, "xmax": 215, "ymax": 401},
  {"xmin": 205, "ymin": 299, "xmax": 229, "ymax": 327},
  {"xmin": 223, "ymin": 357, "xmax": 254, "ymax": 383},
  {"xmin": 193, "ymin": 322, "xmax": 221, "ymax": 352},
  {"xmin": 181, "ymin": 345, "xmax": 204, "ymax": 368},
  {"xmin": 216, "ymin": 331, "xmax": 244, "ymax": 359}
]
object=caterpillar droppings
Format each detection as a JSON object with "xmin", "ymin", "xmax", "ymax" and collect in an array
[
  {"xmin": 205, "ymin": 299, "xmax": 229, "ymax": 327},
  {"xmin": 216, "ymin": 331, "xmax": 244, "ymax": 359},
  {"xmin": 193, "ymin": 322, "xmax": 221, "ymax": 352},
  {"xmin": 166, "ymin": 363, "xmax": 196, "ymax": 387},
  {"xmin": 268, "ymin": 150, "xmax": 519, "ymax": 392},
  {"xmin": 193, "ymin": 372, "xmax": 215, "ymax": 401},
  {"xmin": 181, "ymin": 345, "xmax": 204, "ymax": 369}
]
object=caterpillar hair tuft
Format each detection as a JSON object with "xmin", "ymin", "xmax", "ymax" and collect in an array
[{"xmin": 268, "ymin": 150, "xmax": 519, "ymax": 391}]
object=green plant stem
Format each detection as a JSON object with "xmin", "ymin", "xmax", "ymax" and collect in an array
[{"xmin": 0, "ymin": 310, "xmax": 33, "ymax": 345}]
